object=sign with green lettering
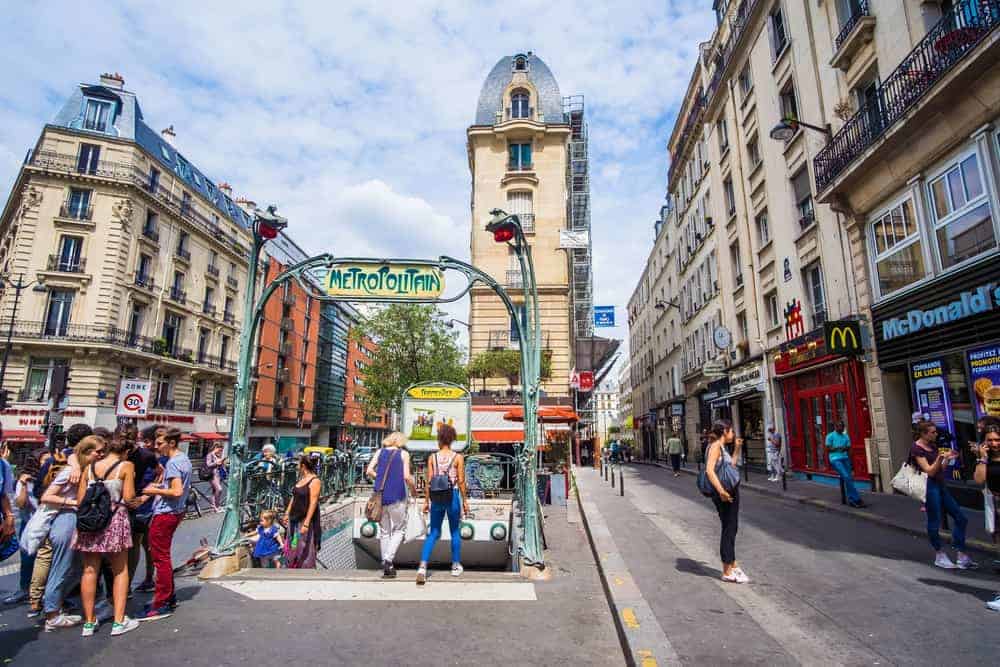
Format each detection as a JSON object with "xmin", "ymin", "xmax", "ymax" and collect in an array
[{"xmin": 326, "ymin": 263, "xmax": 445, "ymax": 300}]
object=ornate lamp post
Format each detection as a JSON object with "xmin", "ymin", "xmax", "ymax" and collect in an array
[{"xmin": 215, "ymin": 206, "xmax": 287, "ymax": 554}]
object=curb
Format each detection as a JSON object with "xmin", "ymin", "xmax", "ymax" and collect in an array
[
  {"xmin": 638, "ymin": 461, "xmax": 999, "ymax": 557},
  {"xmin": 573, "ymin": 469, "xmax": 680, "ymax": 667}
]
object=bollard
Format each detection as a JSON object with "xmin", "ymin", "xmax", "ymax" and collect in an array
[
  {"xmin": 619, "ymin": 466, "xmax": 624, "ymax": 497},
  {"xmin": 603, "ymin": 459, "xmax": 608, "ymax": 481},
  {"xmin": 781, "ymin": 469, "xmax": 787, "ymax": 492},
  {"xmin": 743, "ymin": 456, "xmax": 749, "ymax": 483},
  {"xmin": 611, "ymin": 464, "xmax": 616, "ymax": 488},
  {"xmin": 840, "ymin": 476, "xmax": 847, "ymax": 505}
]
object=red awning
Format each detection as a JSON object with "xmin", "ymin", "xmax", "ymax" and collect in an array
[
  {"xmin": 502, "ymin": 407, "xmax": 580, "ymax": 424},
  {"xmin": 188, "ymin": 432, "xmax": 228, "ymax": 441},
  {"xmin": 471, "ymin": 429, "xmax": 524, "ymax": 443},
  {"xmin": 2, "ymin": 429, "xmax": 46, "ymax": 443}
]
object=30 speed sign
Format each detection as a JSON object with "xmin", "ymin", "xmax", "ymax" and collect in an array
[{"xmin": 117, "ymin": 379, "xmax": 151, "ymax": 417}]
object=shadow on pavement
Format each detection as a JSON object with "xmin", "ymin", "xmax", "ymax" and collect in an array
[
  {"xmin": 917, "ymin": 577, "xmax": 999, "ymax": 603},
  {"xmin": 674, "ymin": 557, "xmax": 720, "ymax": 579}
]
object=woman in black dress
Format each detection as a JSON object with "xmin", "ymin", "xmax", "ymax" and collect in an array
[{"xmin": 283, "ymin": 455, "xmax": 321, "ymax": 568}]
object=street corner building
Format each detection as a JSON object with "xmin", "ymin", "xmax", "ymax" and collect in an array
[
  {"xmin": 0, "ymin": 72, "xmax": 256, "ymax": 462},
  {"xmin": 624, "ymin": 0, "xmax": 1000, "ymax": 496}
]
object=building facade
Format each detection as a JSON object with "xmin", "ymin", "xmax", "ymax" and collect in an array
[
  {"xmin": 0, "ymin": 73, "xmax": 251, "ymax": 454},
  {"xmin": 343, "ymin": 332, "xmax": 389, "ymax": 448},
  {"xmin": 467, "ymin": 52, "xmax": 594, "ymax": 398},
  {"xmin": 313, "ymin": 301, "xmax": 351, "ymax": 447}
]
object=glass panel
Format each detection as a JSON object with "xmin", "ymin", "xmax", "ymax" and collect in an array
[
  {"xmin": 877, "ymin": 241, "xmax": 926, "ymax": 295},
  {"xmin": 835, "ymin": 392, "xmax": 848, "ymax": 434},
  {"xmin": 901, "ymin": 198, "xmax": 917, "ymax": 236},
  {"xmin": 947, "ymin": 168, "xmax": 966, "ymax": 210},
  {"xmin": 936, "ymin": 201, "xmax": 996, "ymax": 268},
  {"xmin": 812, "ymin": 396, "xmax": 824, "ymax": 469},
  {"xmin": 961, "ymin": 155, "xmax": 983, "ymax": 201},
  {"xmin": 930, "ymin": 177, "xmax": 950, "ymax": 219}
]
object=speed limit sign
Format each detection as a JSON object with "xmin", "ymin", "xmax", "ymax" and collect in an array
[{"xmin": 117, "ymin": 379, "xmax": 151, "ymax": 417}]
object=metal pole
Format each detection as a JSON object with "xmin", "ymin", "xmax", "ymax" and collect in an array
[
  {"xmin": 619, "ymin": 465, "xmax": 624, "ymax": 497},
  {"xmin": 0, "ymin": 274, "xmax": 25, "ymax": 388},
  {"xmin": 840, "ymin": 476, "xmax": 847, "ymax": 505},
  {"xmin": 611, "ymin": 463, "xmax": 615, "ymax": 488}
]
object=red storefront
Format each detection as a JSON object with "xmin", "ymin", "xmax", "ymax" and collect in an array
[{"xmin": 774, "ymin": 328, "xmax": 872, "ymax": 479}]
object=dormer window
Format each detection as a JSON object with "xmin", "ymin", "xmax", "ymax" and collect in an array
[
  {"xmin": 514, "ymin": 55, "xmax": 527, "ymax": 71},
  {"xmin": 511, "ymin": 89, "xmax": 531, "ymax": 119},
  {"xmin": 83, "ymin": 99, "xmax": 112, "ymax": 132}
]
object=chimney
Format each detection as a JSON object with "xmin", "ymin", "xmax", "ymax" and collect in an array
[
  {"xmin": 160, "ymin": 125, "xmax": 176, "ymax": 147},
  {"xmin": 99, "ymin": 72, "xmax": 125, "ymax": 89},
  {"xmin": 218, "ymin": 182, "xmax": 233, "ymax": 198},
  {"xmin": 235, "ymin": 197, "xmax": 257, "ymax": 214}
]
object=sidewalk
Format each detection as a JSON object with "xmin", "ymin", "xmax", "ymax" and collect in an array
[{"xmin": 643, "ymin": 460, "xmax": 999, "ymax": 555}]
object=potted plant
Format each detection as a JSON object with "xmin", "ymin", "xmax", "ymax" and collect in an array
[{"xmin": 152, "ymin": 337, "xmax": 168, "ymax": 355}]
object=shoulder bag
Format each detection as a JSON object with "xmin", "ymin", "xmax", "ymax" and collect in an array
[
  {"xmin": 891, "ymin": 461, "xmax": 927, "ymax": 503},
  {"xmin": 20, "ymin": 504, "xmax": 59, "ymax": 556},
  {"xmin": 365, "ymin": 449, "xmax": 398, "ymax": 522}
]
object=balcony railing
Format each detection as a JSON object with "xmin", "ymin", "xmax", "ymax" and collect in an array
[
  {"xmin": 141, "ymin": 225, "xmax": 160, "ymax": 243},
  {"xmin": 153, "ymin": 398, "xmax": 176, "ymax": 410},
  {"xmin": 223, "ymin": 311, "xmax": 235, "ymax": 325},
  {"xmin": 834, "ymin": 0, "xmax": 870, "ymax": 52},
  {"xmin": 169, "ymin": 287, "xmax": 187, "ymax": 304},
  {"xmin": 212, "ymin": 403, "xmax": 227, "ymax": 415},
  {"xmin": 667, "ymin": 90, "xmax": 707, "ymax": 186},
  {"xmin": 516, "ymin": 213, "xmax": 535, "ymax": 233},
  {"xmin": 58, "ymin": 202, "xmax": 93, "ymax": 221},
  {"xmin": 505, "ymin": 270, "xmax": 523, "ymax": 288},
  {"xmin": 46, "ymin": 255, "xmax": 86, "ymax": 273},
  {"xmin": 175, "ymin": 247, "xmax": 191, "ymax": 262},
  {"xmin": 815, "ymin": 0, "xmax": 1000, "ymax": 192},
  {"xmin": 133, "ymin": 273, "xmax": 155, "ymax": 291},
  {"xmin": 202, "ymin": 302, "xmax": 216, "ymax": 316},
  {"xmin": 206, "ymin": 264, "xmax": 220, "ymax": 277},
  {"xmin": 189, "ymin": 400, "xmax": 208, "ymax": 413},
  {"xmin": 5, "ymin": 320, "xmax": 239, "ymax": 371},
  {"xmin": 226, "ymin": 275, "xmax": 239, "ymax": 290}
]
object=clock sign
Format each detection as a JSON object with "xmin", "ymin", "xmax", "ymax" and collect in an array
[{"xmin": 713, "ymin": 326, "xmax": 733, "ymax": 350}]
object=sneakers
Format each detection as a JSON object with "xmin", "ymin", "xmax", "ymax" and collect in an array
[
  {"xmin": 111, "ymin": 616, "xmax": 139, "ymax": 636},
  {"xmin": 133, "ymin": 581, "xmax": 155, "ymax": 593},
  {"xmin": 934, "ymin": 551, "xmax": 957, "ymax": 569},
  {"xmin": 722, "ymin": 567, "xmax": 749, "ymax": 584},
  {"xmin": 416, "ymin": 566, "xmax": 427, "ymax": 586},
  {"xmin": 2, "ymin": 590, "xmax": 28, "ymax": 605},
  {"xmin": 44, "ymin": 613, "xmax": 83, "ymax": 632},
  {"xmin": 987, "ymin": 595, "xmax": 1000, "ymax": 612},
  {"xmin": 382, "ymin": 561, "xmax": 397, "ymax": 579},
  {"xmin": 94, "ymin": 598, "xmax": 114, "ymax": 623},
  {"xmin": 81, "ymin": 621, "xmax": 99, "ymax": 637},
  {"xmin": 451, "ymin": 563, "xmax": 464, "ymax": 577},
  {"xmin": 956, "ymin": 553, "xmax": 978, "ymax": 570},
  {"xmin": 26, "ymin": 608, "xmax": 42, "ymax": 619},
  {"xmin": 137, "ymin": 606, "xmax": 173, "ymax": 622}
]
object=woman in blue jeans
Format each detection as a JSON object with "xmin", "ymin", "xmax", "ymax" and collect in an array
[
  {"xmin": 416, "ymin": 424, "xmax": 468, "ymax": 585},
  {"xmin": 911, "ymin": 421, "xmax": 974, "ymax": 569}
]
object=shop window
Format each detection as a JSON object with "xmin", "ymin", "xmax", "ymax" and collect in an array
[
  {"xmin": 870, "ymin": 197, "xmax": 926, "ymax": 298},
  {"xmin": 908, "ymin": 352, "xmax": 978, "ymax": 479},
  {"xmin": 927, "ymin": 152, "xmax": 997, "ymax": 270}
]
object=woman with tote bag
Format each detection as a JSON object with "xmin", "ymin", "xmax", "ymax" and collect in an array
[{"xmin": 365, "ymin": 432, "xmax": 416, "ymax": 578}]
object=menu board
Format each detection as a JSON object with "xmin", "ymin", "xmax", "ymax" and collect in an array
[
  {"xmin": 911, "ymin": 358, "xmax": 958, "ymax": 465},
  {"xmin": 968, "ymin": 344, "xmax": 1000, "ymax": 420}
]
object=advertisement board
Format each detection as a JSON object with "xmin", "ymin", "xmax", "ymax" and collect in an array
[
  {"xmin": 968, "ymin": 344, "xmax": 1000, "ymax": 419},
  {"xmin": 400, "ymin": 382, "xmax": 471, "ymax": 452},
  {"xmin": 116, "ymin": 379, "xmax": 151, "ymax": 418}
]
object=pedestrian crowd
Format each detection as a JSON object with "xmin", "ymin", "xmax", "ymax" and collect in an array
[{"xmin": 0, "ymin": 423, "xmax": 192, "ymax": 637}]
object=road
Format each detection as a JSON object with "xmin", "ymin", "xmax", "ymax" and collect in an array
[{"xmin": 578, "ymin": 464, "xmax": 999, "ymax": 666}]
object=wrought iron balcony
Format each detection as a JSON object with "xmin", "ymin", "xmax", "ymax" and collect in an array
[
  {"xmin": 834, "ymin": 0, "xmax": 870, "ymax": 52},
  {"xmin": 46, "ymin": 255, "xmax": 86, "ymax": 273},
  {"xmin": 153, "ymin": 397, "xmax": 175, "ymax": 410},
  {"xmin": 169, "ymin": 287, "xmax": 187, "ymax": 304},
  {"xmin": 206, "ymin": 264, "xmax": 220, "ymax": 277},
  {"xmin": 189, "ymin": 400, "xmax": 208, "ymax": 413},
  {"xmin": 58, "ymin": 202, "xmax": 93, "ymax": 221},
  {"xmin": 174, "ymin": 247, "xmax": 191, "ymax": 262},
  {"xmin": 226, "ymin": 275, "xmax": 238, "ymax": 290},
  {"xmin": 202, "ymin": 302, "xmax": 216, "ymax": 316},
  {"xmin": 815, "ymin": 0, "xmax": 1000, "ymax": 192},
  {"xmin": 141, "ymin": 225, "xmax": 160, "ymax": 243},
  {"xmin": 517, "ymin": 213, "xmax": 535, "ymax": 233},
  {"xmin": 133, "ymin": 273, "xmax": 155, "ymax": 291},
  {"xmin": 223, "ymin": 311, "xmax": 236, "ymax": 325}
]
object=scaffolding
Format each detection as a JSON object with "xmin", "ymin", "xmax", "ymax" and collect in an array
[{"xmin": 563, "ymin": 95, "xmax": 593, "ymax": 343}]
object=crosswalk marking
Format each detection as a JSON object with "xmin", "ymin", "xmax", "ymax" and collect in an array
[{"xmin": 214, "ymin": 579, "xmax": 536, "ymax": 602}]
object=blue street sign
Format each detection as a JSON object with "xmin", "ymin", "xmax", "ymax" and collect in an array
[{"xmin": 593, "ymin": 306, "xmax": 615, "ymax": 327}]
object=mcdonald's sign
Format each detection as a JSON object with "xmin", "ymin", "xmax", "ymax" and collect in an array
[{"xmin": 824, "ymin": 320, "xmax": 863, "ymax": 357}]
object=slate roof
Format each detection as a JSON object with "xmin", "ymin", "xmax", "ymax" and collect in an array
[
  {"xmin": 474, "ymin": 53, "xmax": 564, "ymax": 126},
  {"xmin": 51, "ymin": 81, "xmax": 252, "ymax": 229}
]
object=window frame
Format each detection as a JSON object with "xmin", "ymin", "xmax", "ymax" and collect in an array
[
  {"xmin": 738, "ymin": 62, "xmax": 753, "ymax": 99},
  {"xmin": 924, "ymin": 146, "xmax": 997, "ymax": 272},
  {"xmin": 510, "ymin": 89, "xmax": 531, "ymax": 120},
  {"xmin": 508, "ymin": 142, "xmax": 533, "ymax": 170},
  {"xmin": 765, "ymin": 291, "xmax": 780, "ymax": 329},
  {"xmin": 83, "ymin": 98, "xmax": 112, "ymax": 133},
  {"xmin": 803, "ymin": 263, "xmax": 827, "ymax": 328},
  {"xmin": 769, "ymin": 4, "xmax": 789, "ymax": 61},
  {"xmin": 867, "ymin": 193, "xmax": 928, "ymax": 300},
  {"xmin": 755, "ymin": 209, "xmax": 770, "ymax": 247}
]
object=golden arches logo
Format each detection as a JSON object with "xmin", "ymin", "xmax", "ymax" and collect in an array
[{"xmin": 826, "ymin": 323, "xmax": 861, "ymax": 354}]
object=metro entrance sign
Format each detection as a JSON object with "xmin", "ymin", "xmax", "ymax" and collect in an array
[
  {"xmin": 326, "ymin": 262, "xmax": 445, "ymax": 300},
  {"xmin": 116, "ymin": 379, "xmax": 151, "ymax": 417}
]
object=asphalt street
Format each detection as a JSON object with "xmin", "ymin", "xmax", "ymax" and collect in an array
[{"xmin": 578, "ymin": 464, "xmax": 1000, "ymax": 666}]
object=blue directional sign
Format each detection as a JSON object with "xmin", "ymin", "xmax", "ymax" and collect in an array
[{"xmin": 593, "ymin": 306, "xmax": 615, "ymax": 327}]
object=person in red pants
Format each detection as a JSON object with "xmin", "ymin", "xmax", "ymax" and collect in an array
[{"xmin": 138, "ymin": 427, "xmax": 191, "ymax": 621}]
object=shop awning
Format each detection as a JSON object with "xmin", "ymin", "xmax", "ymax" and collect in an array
[
  {"xmin": 2, "ymin": 429, "xmax": 46, "ymax": 443},
  {"xmin": 185, "ymin": 431, "xmax": 229, "ymax": 441},
  {"xmin": 471, "ymin": 429, "xmax": 524, "ymax": 443},
  {"xmin": 710, "ymin": 388, "xmax": 759, "ymax": 405},
  {"xmin": 502, "ymin": 406, "xmax": 580, "ymax": 423}
]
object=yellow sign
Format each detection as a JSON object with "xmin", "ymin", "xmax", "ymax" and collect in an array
[
  {"xmin": 326, "ymin": 263, "xmax": 444, "ymax": 299},
  {"xmin": 407, "ymin": 385, "xmax": 468, "ymax": 400}
]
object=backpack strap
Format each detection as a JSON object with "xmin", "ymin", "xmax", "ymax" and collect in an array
[{"xmin": 98, "ymin": 459, "xmax": 123, "ymax": 482}]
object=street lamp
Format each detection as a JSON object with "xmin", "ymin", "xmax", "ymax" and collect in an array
[
  {"xmin": 654, "ymin": 299, "xmax": 680, "ymax": 311},
  {"xmin": 769, "ymin": 117, "xmax": 832, "ymax": 142},
  {"xmin": 446, "ymin": 318, "xmax": 470, "ymax": 329},
  {"xmin": 0, "ymin": 274, "xmax": 42, "ymax": 404}
]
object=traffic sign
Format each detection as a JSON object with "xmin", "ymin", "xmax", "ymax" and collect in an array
[
  {"xmin": 116, "ymin": 379, "xmax": 151, "ymax": 417},
  {"xmin": 593, "ymin": 306, "xmax": 615, "ymax": 327}
]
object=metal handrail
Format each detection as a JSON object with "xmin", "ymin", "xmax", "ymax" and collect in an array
[{"xmin": 834, "ymin": 0, "xmax": 870, "ymax": 52}]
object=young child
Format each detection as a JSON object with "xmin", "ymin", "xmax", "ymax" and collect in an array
[{"xmin": 252, "ymin": 510, "xmax": 284, "ymax": 568}]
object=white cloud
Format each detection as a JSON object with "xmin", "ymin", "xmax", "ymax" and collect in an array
[{"xmin": 0, "ymin": 0, "xmax": 714, "ymax": 348}]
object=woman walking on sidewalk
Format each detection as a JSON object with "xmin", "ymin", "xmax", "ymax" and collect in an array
[
  {"xmin": 705, "ymin": 419, "xmax": 748, "ymax": 584},
  {"xmin": 416, "ymin": 424, "xmax": 468, "ymax": 585},
  {"xmin": 972, "ymin": 420, "xmax": 1000, "ymax": 611},
  {"xmin": 283, "ymin": 455, "xmax": 321, "ymax": 569},
  {"xmin": 206, "ymin": 443, "xmax": 226, "ymax": 512},
  {"xmin": 366, "ymin": 432, "xmax": 415, "ymax": 578},
  {"xmin": 911, "ymin": 420, "xmax": 974, "ymax": 570}
]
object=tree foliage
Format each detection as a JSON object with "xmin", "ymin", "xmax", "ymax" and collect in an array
[
  {"xmin": 467, "ymin": 349, "xmax": 552, "ymax": 390},
  {"xmin": 350, "ymin": 304, "xmax": 467, "ymax": 415}
]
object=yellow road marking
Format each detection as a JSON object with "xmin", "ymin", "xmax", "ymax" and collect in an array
[
  {"xmin": 613, "ymin": 576, "xmax": 625, "ymax": 586},
  {"xmin": 622, "ymin": 607, "xmax": 640, "ymax": 629},
  {"xmin": 636, "ymin": 649, "xmax": 657, "ymax": 666}
]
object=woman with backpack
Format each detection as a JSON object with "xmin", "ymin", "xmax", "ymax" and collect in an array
[
  {"xmin": 38, "ymin": 436, "xmax": 101, "ymax": 632},
  {"xmin": 416, "ymin": 424, "xmax": 467, "ymax": 585},
  {"xmin": 704, "ymin": 419, "xmax": 748, "ymax": 584},
  {"xmin": 73, "ymin": 432, "xmax": 139, "ymax": 637}
]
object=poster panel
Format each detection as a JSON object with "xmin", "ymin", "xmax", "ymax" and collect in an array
[
  {"xmin": 401, "ymin": 383, "xmax": 471, "ymax": 452},
  {"xmin": 968, "ymin": 344, "xmax": 1000, "ymax": 419},
  {"xmin": 910, "ymin": 358, "xmax": 958, "ymax": 464}
]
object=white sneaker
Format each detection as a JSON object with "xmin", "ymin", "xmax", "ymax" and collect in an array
[
  {"xmin": 111, "ymin": 616, "xmax": 139, "ymax": 636},
  {"xmin": 955, "ymin": 553, "xmax": 977, "ymax": 570},
  {"xmin": 81, "ymin": 620, "xmax": 99, "ymax": 637},
  {"xmin": 451, "ymin": 563, "xmax": 464, "ymax": 577},
  {"xmin": 44, "ymin": 613, "xmax": 82, "ymax": 632},
  {"xmin": 731, "ymin": 567, "xmax": 750, "ymax": 583},
  {"xmin": 416, "ymin": 566, "xmax": 427, "ymax": 586},
  {"xmin": 934, "ymin": 552, "xmax": 957, "ymax": 569},
  {"xmin": 94, "ymin": 598, "xmax": 114, "ymax": 622},
  {"xmin": 986, "ymin": 595, "xmax": 1000, "ymax": 612}
]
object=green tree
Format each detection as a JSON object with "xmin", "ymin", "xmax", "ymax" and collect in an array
[
  {"xmin": 469, "ymin": 348, "xmax": 552, "ymax": 391},
  {"xmin": 351, "ymin": 304, "xmax": 468, "ymax": 415}
]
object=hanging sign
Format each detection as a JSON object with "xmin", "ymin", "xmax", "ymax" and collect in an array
[
  {"xmin": 326, "ymin": 263, "xmax": 444, "ymax": 300},
  {"xmin": 559, "ymin": 230, "xmax": 590, "ymax": 249},
  {"xmin": 116, "ymin": 379, "xmax": 151, "ymax": 417},
  {"xmin": 968, "ymin": 344, "xmax": 1000, "ymax": 419},
  {"xmin": 578, "ymin": 371, "xmax": 595, "ymax": 392},
  {"xmin": 400, "ymin": 382, "xmax": 470, "ymax": 452},
  {"xmin": 824, "ymin": 320, "xmax": 864, "ymax": 357},
  {"xmin": 593, "ymin": 306, "xmax": 615, "ymax": 327}
]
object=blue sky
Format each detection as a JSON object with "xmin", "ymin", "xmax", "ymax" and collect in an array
[{"xmin": 0, "ymin": 0, "xmax": 715, "ymax": 369}]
